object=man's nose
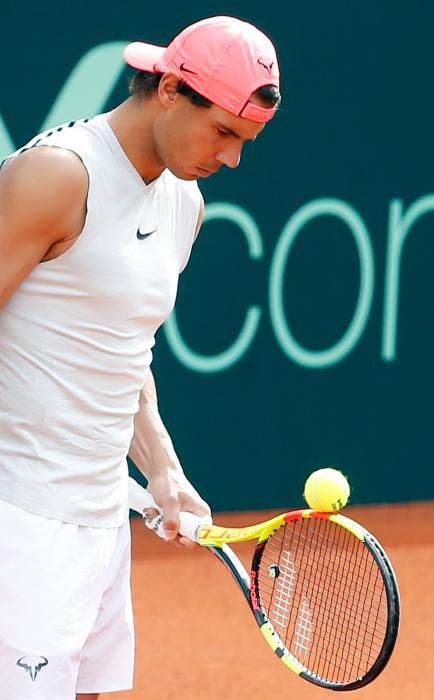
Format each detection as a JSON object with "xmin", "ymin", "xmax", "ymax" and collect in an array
[{"xmin": 215, "ymin": 143, "xmax": 242, "ymax": 169}]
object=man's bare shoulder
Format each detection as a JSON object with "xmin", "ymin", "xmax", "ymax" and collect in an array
[
  {"xmin": 1, "ymin": 145, "xmax": 88, "ymax": 205},
  {"xmin": 0, "ymin": 145, "xmax": 88, "ymax": 240}
]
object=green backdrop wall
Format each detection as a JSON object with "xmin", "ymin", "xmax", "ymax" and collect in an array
[{"xmin": 2, "ymin": 1, "xmax": 433, "ymax": 510}]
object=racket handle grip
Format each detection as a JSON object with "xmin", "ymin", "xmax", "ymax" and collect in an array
[{"xmin": 128, "ymin": 477, "xmax": 209, "ymax": 542}]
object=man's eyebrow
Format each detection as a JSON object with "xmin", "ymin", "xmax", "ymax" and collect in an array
[
  {"xmin": 217, "ymin": 123, "xmax": 241, "ymax": 139},
  {"xmin": 216, "ymin": 123, "xmax": 258, "ymax": 142}
]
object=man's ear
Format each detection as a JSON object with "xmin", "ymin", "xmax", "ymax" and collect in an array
[{"xmin": 158, "ymin": 73, "xmax": 180, "ymax": 107}]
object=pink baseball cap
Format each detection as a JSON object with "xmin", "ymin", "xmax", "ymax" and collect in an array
[{"xmin": 124, "ymin": 16, "xmax": 280, "ymax": 123}]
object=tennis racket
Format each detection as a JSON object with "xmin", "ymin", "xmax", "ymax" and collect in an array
[{"xmin": 128, "ymin": 477, "xmax": 400, "ymax": 691}]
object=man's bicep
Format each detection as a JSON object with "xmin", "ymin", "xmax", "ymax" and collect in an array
[
  {"xmin": 0, "ymin": 208, "xmax": 46, "ymax": 307},
  {"xmin": 0, "ymin": 147, "xmax": 88, "ymax": 307}
]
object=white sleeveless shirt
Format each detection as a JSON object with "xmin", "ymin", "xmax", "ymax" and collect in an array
[{"xmin": 0, "ymin": 116, "xmax": 201, "ymax": 526}]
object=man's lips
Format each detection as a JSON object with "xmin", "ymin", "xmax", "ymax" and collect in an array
[{"xmin": 196, "ymin": 166, "xmax": 218, "ymax": 177}]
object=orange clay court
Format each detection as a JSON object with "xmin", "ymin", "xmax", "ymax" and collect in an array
[{"xmin": 101, "ymin": 501, "xmax": 434, "ymax": 700}]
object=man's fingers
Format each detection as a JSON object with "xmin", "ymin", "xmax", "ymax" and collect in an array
[
  {"xmin": 142, "ymin": 507, "xmax": 165, "ymax": 538},
  {"xmin": 160, "ymin": 497, "xmax": 181, "ymax": 539},
  {"xmin": 142, "ymin": 486, "xmax": 212, "ymax": 544},
  {"xmin": 178, "ymin": 535, "xmax": 198, "ymax": 548}
]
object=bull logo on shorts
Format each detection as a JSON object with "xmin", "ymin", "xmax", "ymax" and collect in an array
[{"xmin": 16, "ymin": 655, "xmax": 48, "ymax": 681}]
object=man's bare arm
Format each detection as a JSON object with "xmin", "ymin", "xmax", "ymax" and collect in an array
[
  {"xmin": 129, "ymin": 369, "xmax": 211, "ymax": 539},
  {"xmin": 0, "ymin": 146, "xmax": 88, "ymax": 308}
]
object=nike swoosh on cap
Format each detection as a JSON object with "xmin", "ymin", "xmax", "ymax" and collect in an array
[
  {"xmin": 137, "ymin": 229, "xmax": 157, "ymax": 240},
  {"xmin": 179, "ymin": 62, "xmax": 199, "ymax": 75}
]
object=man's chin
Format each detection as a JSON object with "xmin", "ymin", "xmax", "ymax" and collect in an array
[{"xmin": 167, "ymin": 166, "xmax": 199, "ymax": 181}]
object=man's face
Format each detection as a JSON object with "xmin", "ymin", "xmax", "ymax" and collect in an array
[{"xmin": 152, "ymin": 89, "xmax": 266, "ymax": 181}]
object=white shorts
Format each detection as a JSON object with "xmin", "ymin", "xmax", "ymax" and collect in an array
[{"xmin": 0, "ymin": 499, "xmax": 134, "ymax": 699}]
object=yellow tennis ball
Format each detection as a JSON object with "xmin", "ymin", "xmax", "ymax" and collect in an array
[{"xmin": 303, "ymin": 467, "xmax": 350, "ymax": 512}]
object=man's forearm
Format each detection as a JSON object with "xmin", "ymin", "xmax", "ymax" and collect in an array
[
  {"xmin": 128, "ymin": 370, "xmax": 184, "ymax": 481},
  {"xmin": 129, "ymin": 370, "xmax": 211, "ymax": 533}
]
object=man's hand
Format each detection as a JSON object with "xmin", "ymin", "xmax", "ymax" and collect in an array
[{"xmin": 146, "ymin": 471, "xmax": 211, "ymax": 546}]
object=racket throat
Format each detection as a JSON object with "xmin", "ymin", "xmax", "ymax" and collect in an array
[{"xmin": 210, "ymin": 544, "xmax": 252, "ymax": 606}]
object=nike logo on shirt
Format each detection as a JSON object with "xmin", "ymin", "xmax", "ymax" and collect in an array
[{"xmin": 137, "ymin": 229, "xmax": 156, "ymax": 240}]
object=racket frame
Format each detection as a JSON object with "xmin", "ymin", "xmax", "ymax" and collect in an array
[{"xmin": 200, "ymin": 510, "xmax": 400, "ymax": 691}]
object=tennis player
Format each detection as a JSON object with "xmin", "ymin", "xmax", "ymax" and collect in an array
[{"xmin": 0, "ymin": 15, "xmax": 280, "ymax": 699}]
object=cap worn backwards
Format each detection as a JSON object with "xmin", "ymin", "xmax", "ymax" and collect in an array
[{"xmin": 124, "ymin": 16, "xmax": 280, "ymax": 123}]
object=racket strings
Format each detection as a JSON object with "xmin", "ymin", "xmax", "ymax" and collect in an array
[{"xmin": 257, "ymin": 518, "xmax": 388, "ymax": 684}]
